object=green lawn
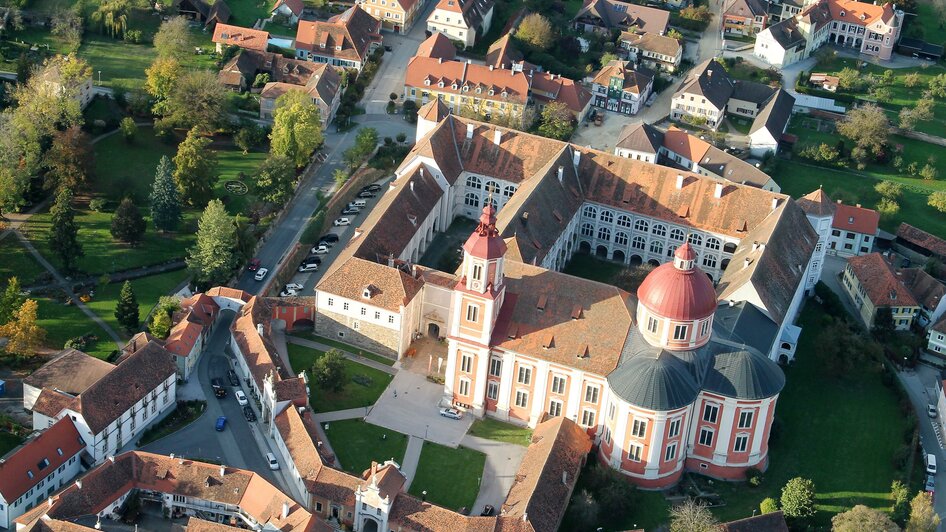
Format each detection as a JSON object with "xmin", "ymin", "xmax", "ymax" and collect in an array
[
  {"xmin": 562, "ymin": 460, "xmax": 671, "ymax": 531},
  {"xmin": 408, "ymin": 442, "xmax": 486, "ymax": 511},
  {"xmin": 911, "ymin": 0, "xmax": 946, "ymax": 45},
  {"xmin": 0, "ymin": 238, "xmax": 44, "ymax": 287},
  {"xmin": 0, "ymin": 432, "xmax": 24, "ymax": 457},
  {"xmin": 85, "ymin": 269, "xmax": 189, "ymax": 339},
  {"xmin": 286, "ymin": 343, "xmax": 393, "ymax": 413},
  {"xmin": 213, "ymin": 149, "xmax": 267, "ymax": 215},
  {"xmin": 35, "ymin": 296, "xmax": 117, "ymax": 359},
  {"xmin": 322, "ymin": 419, "xmax": 408, "ymax": 474},
  {"xmin": 227, "ymin": 0, "xmax": 275, "ymax": 26},
  {"xmin": 308, "ymin": 334, "xmax": 397, "ymax": 366},
  {"xmin": 79, "ymin": 36, "xmax": 158, "ymax": 89},
  {"xmin": 93, "ymin": 127, "xmax": 178, "ymax": 203},
  {"xmin": 468, "ymin": 418, "xmax": 533, "ymax": 447}
]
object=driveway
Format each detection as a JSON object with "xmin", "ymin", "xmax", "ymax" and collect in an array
[
  {"xmin": 462, "ymin": 434, "xmax": 527, "ymax": 516},
  {"xmin": 366, "ymin": 370, "xmax": 472, "ymax": 446},
  {"xmin": 897, "ymin": 365, "xmax": 946, "ymax": 523}
]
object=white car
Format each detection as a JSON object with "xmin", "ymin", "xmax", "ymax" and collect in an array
[
  {"xmin": 333, "ymin": 217, "xmax": 351, "ymax": 227},
  {"xmin": 279, "ymin": 289, "xmax": 299, "ymax": 297},
  {"xmin": 266, "ymin": 452, "xmax": 280, "ymax": 470},
  {"xmin": 439, "ymin": 407, "xmax": 463, "ymax": 420},
  {"xmin": 235, "ymin": 390, "xmax": 248, "ymax": 406},
  {"xmin": 297, "ymin": 262, "xmax": 318, "ymax": 272},
  {"xmin": 254, "ymin": 268, "xmax": 268, "ymax": 281},
  {"xmin": 285, "ymin": 283, "xmax": 303, "ymax": 292},
  {"xmin": 311, "ymin": 245, "xmax": 329, "ymax": 255},
  {"xmin": 929, "ymin": 404, "xmax": 938, "ymax": 418}
]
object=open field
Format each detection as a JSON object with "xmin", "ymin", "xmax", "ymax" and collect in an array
[{"xmin": 322, "ymin": 419, "xmax": 408, "ymax": 475}]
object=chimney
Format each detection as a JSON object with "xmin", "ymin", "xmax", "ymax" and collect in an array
[
  {"xmin": 489, "ymin": 64, "xmax": 494, "ymax": 71},
  {"xmin": 438, "ymin": 57, "xmax": 443, "ymax": 64},
  {"xmin": 108, "ymin": 456, "xmax": 115, "ymax": 463},
  {"xmin": 387, "ymin": 254, "xmax": 395, "ymax": 268},
  {"xmin": 220, "ymin": 465, "xmax": 226, "ymax": 477},
  {"xmin": 48, "ymin": 498, "xmax": 54, "ymax": 508},
  {"xmin": 75, "ymin": 480, "xmax": 82, "ymax": 489},
  {"xmin": 493, "ymin": 129, "xmax": 502, "ymax": 146},
  {"xmin": 856, "ymin": 203, "xmax": 861, "ymax": 208},
  {"xmin": 466, "ymin": 123, "xmax": 474, "ymax": 139},
  {"xmin": 771, "ymin": 197, "xmax": 779, "ymax": 210},
  {"xmin": 728, "ymin": 299, "xmax": 735, "ymax": 307},
  {"xmin": 257, "ymin": 323, "xmax": 264, "ymax": 335},
  {"xmin": 714, "ymin": 183, "xmax": 724, "ymax": 198},
  {"xmin": 420, "ymin": 167, "xmax": 424, "ymax": 177},
  {"xmin": 282, "ymin": 501, "xmax": 290, "ymax": 520},
  {"xmin": 410, "ymin": 181, "xmax": 415, "ymax": 193},
  {"xmin": 573, "ymin": 150, "xmax": 581, "ymax": 169},
  {"xmin": 752, "ymin": 241, "xmax": 759, "ymax": 251},
  {"xmin": 467, "ymin": 59, "xmax": 472, "ymax": 64},
  {"xmin": 562, "ymin": 471, "xmax": 568, "ymax": 485},
  {"xmin": 169, "ymin": 453, "xmax": 175, "ymax": 460},
  {"xmin": 676, "ymin": 174, "xmax": 684, "ymax": 189},
  {"xmin": 557, "ymin": 165, "xmax": 564, "ymax": 182},
  {"xmin": 743, "ymin": 257, "xmax": 752, "ymax": 269}
]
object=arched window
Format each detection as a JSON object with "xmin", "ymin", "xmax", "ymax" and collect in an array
[
  {"xmin": 650, "ymin": 240, "xmax": 663, "ymax": 254},
  {"xmin": 466, "ymin": 175, "xmax": 482, "ymax": 189},
  {"xmin": 464, "ymin": 192, "xmax": 479, "ymax": 207},
  {"xmin": 703, "ymin": 255, "xmax": 718, "ymax": 268},
  {"xmin": 634, "ymin": 219, "xmax": 649, "ymax": 233},
  {"xmin": 632, "ymin": 236, "xmax": 646, "ymax": 250},
  {"xmin": 581, "ymin": 223, "xmax": 594, "ymax": 237},
  {"xmin": 583, "ymin": 205, "xmax": 597, "ymax": 219},
  {"xmin": 688, "ymin": 233, "xmax": 704, "ymax": 247},
  {"xmin": 670, "ymin": 228, "xmax": 685, "ymax": 241},
  {"xmin": 485, "ymin": 180, "xmax": 500, "ymax": 195},
  {"xmin": 706, "ymin": 238, "xmax": 721, "ymax": 251},
  {"xmin": 503, "ymin": 185, "xmax": 516, "ymax": 198},
  {"xmin": 617, "ymin": 215, "xmax": 632, "ymax": 228},
  {"xmin": 723, "ymin": 242, "xmax": 738, "ymax": 254},
  {"xmin": 652, "ymin": 224, "xmax": 666, "ymax": 237},
  {"xmin": 488, "ymin": 196, "xmax": 498, "ymax": 208},
  {"xmin": 600, "ymin": 210, "xmax": 614, "ymax": 224},
  {"xmin": 615, "ymin": 232, "xmax": 629, "ymax": 246},
  {"xmin": 667, "ymin": 244, "xmax": 677, "ymax": 257},
  {"xmin": 598, "ymin": 227, "xmax": 611, "ymax": 241}
]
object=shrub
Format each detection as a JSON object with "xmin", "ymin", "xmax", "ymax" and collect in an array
[
  {"xmin": 89, "ymin": 198, "xmax": 108, "ymax": 212},
  {"xmin": 351, "ymin": 374, "xmax": 374, "ymax": 387},
  {"xmin": 396, "ymin": 132, "xmax": 407, "ymax": 143},
  {"xmin": 760, "ymin": 497, "xmax": 779, "ymax": 514},
  {"xmin": 64, "ymin": 335, "xmax": 89, "ymax": 350},
  {"xmin": 745, "ymin": 467, "xmax": 764, "ymax": 487},
  {"xmin": 891, "ymin": 444, "xmax": 912, "ymax": 469}
]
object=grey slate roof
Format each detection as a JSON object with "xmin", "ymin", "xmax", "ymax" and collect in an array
[
  {"xmin": 765, "ymin": 17, "xmax": 806, "ymax": 49},
  {"xmin": 703, "ymin": 342, "xmax": 785, "ymax": 400},
  {"xmin": 698, "ymin": 145, "xmax": 773, "ymax": 188},
  {"xmin": 608, "ymin": 346, "xmax": 702, "ymax": 411},
  {"xmin": 713, "ymin": 301, "xmax": 778, "ymax": 355},
  {"xmin": 732, "ymin": 80, "xmax": 776, "ymax": 105},
  {"xmin": 674, "ymin": 59, "xmax": 734, "ymax": 111},
  {"xmin": 750, "ymin": 89, "xmax": 795, "ymax": 137},
  {"xmin": 615, "ymin": 122, "xmax": 665, "ymax": 154}
]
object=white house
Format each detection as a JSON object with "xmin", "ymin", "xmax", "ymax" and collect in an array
[
  {"xmin": 930, "ymin": 319, "xmax": 946, "ymax": 359},
  {"xmin": 748, "ymin": 90, "xmax": 795, "ymax": 157},
  {"xmin": 0, "ymin": 418, "xmax": 85, "ymax": 529},
  {"xmin": 827, "ymin": 202, "xmax": 879, "ymax": 257},
  {"xmin": 426, "ymin": 0, "xmax": 494, "ymax": 48},
  {"xmin": 271, "ymin": 0, "xmax": 303, "ymax": 24}
]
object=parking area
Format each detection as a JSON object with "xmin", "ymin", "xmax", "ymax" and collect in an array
[{"xmin": 366, "ymin": 370, "xmax": 472, "ymax": 447}]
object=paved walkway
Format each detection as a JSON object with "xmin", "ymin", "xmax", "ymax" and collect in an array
[
  {"xmin": 400, "ymin": 436, "xmax": 424, "ymax": 490},
  {"xmin": 312, "ymin": 408, "xmax": 367, "ymax": 423},
  {"xmin": 286, "ymin": 336, "xmax": 397, "ymax": 374},
  {"xmin": 0, "ymin": 198, "xmax": 51, "ymax": 244},
  {"xmin": 462, "ymin": 434, "xmax": 528, "ymax": 515}
]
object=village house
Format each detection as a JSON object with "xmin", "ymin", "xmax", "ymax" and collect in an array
[
  {"xmin": 270, "ymin": 0, "xmax": 304, "ymax": 24},
  {"xmin": 620, "ymin": 30, "xmax": 683, "ymax": 72},
  {"xmin": 295, "ymin": 5, "xmax": 382, "ymax": 69},
  {"xmin": 841, "ymin": 253, "xmax": 920, "ymax": 330},
  {"xmin": 573, "ymin": 0, "xmax": 670, "ymax": 35},
  {"xmin": 171, "ymin": 0, "xmax": 231, "ymax": 28},
  {"xmin": 723, "ymin": 0, "xmax": 770, "ymax": 36},
  {"xmin": 39, "ymin": 57, "xmax": 94, "ymax": 111},
  {"xmin": 929, "ymin": 319, "xmax": 946, "ymax": 359},
  {"xmin": 591, "ymin": 60, "xmax": 653, "ymax": 116},
  {"xmin": 259, "ymin": 64, "xmax": 343, "ymax": 124},
  {"xmin": 211, "ymin": 24, "xmax": 270, "ymax": 54},
  {"xmin": 827, "ymin": 201, "xmax": 879, "ymax": 257},
  {"xmin": 426, "ymin": 0, "xmax": 494, "ymax": 48},
  {"xmin": 747, "ymin": 89, "xmax": 795, "ymax": 156},
  {"xmin": 162, "ymin": 292, "xmax": 221, "ymax": 381},
  {"xmin": 808, "ymin": 72, "xmax": 840, "ymax": 91},
  {"xmin": 899, "ymin": 267, "xmax": 946, "ymax": 328},
  {"xmin": 0, "ymin": 418, "xmax": 85, "ymax": 529},
  {"xmin": 895, "ymin": 223, "xmax": 946, "ymax": 264},
  {"xmin": 356, "ymin": 0, "xmax": 424, "ymax": 34}
]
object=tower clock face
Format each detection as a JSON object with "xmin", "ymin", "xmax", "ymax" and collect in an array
[{"xmin": 472, "ymin": 281, "xmax": 482, "ymax": 291}]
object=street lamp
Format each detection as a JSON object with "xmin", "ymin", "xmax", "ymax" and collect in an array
[
  {"xmin": 97, "ymin": 70, "xmax": 101, "ymax": 84},
  {"xmin": 425, "ymin": 424, "xmax": 429, "ymax": 439}
]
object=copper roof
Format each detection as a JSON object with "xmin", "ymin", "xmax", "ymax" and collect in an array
[
  {"xmin": 638, "ymin": 243, "xmax": 718, "ymax": 321},
  {"xmin": 0, "ymin": 418, "xmax": 84, "ymax": 502},
  {"xmin": 847, "ymin": 253, "xmax": 919, "ymax": 308},
  {"xmin": 23, "ymin": 349, "xmax": 114, "ymax": 397}
]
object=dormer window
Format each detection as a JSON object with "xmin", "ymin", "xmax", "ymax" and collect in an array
[
  {"xmin": 476, "ymin": 87, "xmax": 482, "ymax": 94},
  {"xmin": 840, "ymin": 10, "xmax": 845, "ymax": 16},
  {"xmin": 848, "ymin": 216, "xmax": 854, "ymax": 224},
  {"xmin": 488, "ymin": 89, "xmax": 495, "ymax": 96},
  {"xmin": 335, "ymin": 45, "xmax": 342, "ymax": 51},
  {"xmin": 362, "ymin": 285, "xmax": 376, "ymax": 299},
  {"xmin": 462, "ymin": 85, "xmax": 469, "ymax": 92},
  {"xmin": 439, "ymin": 81, "xmax": 445, "ymax": 88},
  {"xmin": 451, "ymin": 83, "xmax": 458, "ymax": 89},
  {"xmin": 320, "ymin": 42, "xmax": 326, "ymax": 48},
  {"xmin": 501, "ymin": 91, "xmax": 507, "ymax": 97},
  {"xmin": 425, "ymin": 79, "xmax": 431, "ymax": 86}
]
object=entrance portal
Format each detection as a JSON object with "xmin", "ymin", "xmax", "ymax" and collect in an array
[{"xmin": 427, "ymin": 323, "xmax": 440, "ymax": 338}]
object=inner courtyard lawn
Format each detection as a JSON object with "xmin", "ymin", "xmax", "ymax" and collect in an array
[
  {"xmin": 322, "ymin": 419, "xmax": 408, "ymax": 475},
  {"xmin": 286, "ymin": 344, "xmax": 393, "ymax": 413},
  {"xmin": 408, "ymin": 442, "xmax": 486, "ymax": 511},
  {"xmin": 84, "ymin": 269, "xmax": 190, "ymax": 339},
  {"xmin": 468, "ymin": 418, "xmax": 533, "ymax": 447}
]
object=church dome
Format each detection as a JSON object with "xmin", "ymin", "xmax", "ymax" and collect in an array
[
  {"xmin": 637, "ymin": 243, "xmax": 718, "ymax": 321},
  {"xmin": 607, "ymin": 350, "xmax": 701, "ymax": 411},
  {"xmin": 702, "ymin": 346, "xmax": 785, "ymax": 400}
]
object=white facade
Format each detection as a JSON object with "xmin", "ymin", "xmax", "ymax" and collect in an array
[
  {"xmin": 929, "ymin": 328, "xmax": 946, "ymax": 357},
  {"xmin": 802, "ymin": 211, "xmax": 832, "ymax": 292},
  {"xmin": 0, "ymin": 455, "xmax": 83, "ymax": 529},
  {"xmin": 749, "ymin": 127, "xmax": 780, "ymax": 157},
  {"xmin": 827, "ymin": 228, "xmax": 874, "ymax": 257},
  {"xmin": 671, "ymin": 94, "xmax": 725, "ymax": 129},
  {"xmin": 426, "ymin": 4, "xmax": 494, "ymax": 48}
]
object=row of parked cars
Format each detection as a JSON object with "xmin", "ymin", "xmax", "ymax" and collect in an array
[{"xmin": 211, "ymin": 369, "xmax": 281, "ymax": 470}]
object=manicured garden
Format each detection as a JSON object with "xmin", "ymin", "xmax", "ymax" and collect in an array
[
  {"xmin": 84, "ymin": 269, "xmax": 189, "ymax": 339},
  {"xmin": 286, "ymin": 343, "xmax": 393, "ymax": 413},
  {"xmin": 468, "ymin": 418, "xmax": 533, "ymax": 447},
  {"xmin": 408, "ymin": 442, "xmax": 487, "ymax": 511},
  {"xmin": 0, "ymin": 238, "xmax": 44, "ymax": 287},
  {"xmin": 322, "ymin": 419, "xmax": 408, "ymax": 474}
]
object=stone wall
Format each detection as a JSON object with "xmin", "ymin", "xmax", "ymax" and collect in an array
[{"xmin": 314, "ymin": 309, "xmax": 400, "ymax": 360}]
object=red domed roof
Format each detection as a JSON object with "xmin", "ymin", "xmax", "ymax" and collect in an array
[
  {"xmin": 463, "ymin": 202, "xmax": 507, "ymax": 260},
  {"xmin": 637, "ymin": 244, "xmax": 717, "ymax": 321}
]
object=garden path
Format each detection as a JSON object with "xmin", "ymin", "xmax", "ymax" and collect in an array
[{"xmin": 400, "ymin": 436, "xmax": 424, "ymax": 489}]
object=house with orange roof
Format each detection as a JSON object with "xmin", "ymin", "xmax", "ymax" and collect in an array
[
  {"xmin": 357, "ymin": 0, "xmax": 424, "ymax": 34},
  {"xmin": 161, "ymin": 292, "xmax": 221, "ymax": 380},
  {"xmin": 619, "ymin": 30, "xmax": 683, "ymax": 72},
  {"xmin": 826, "ymin": 201, "xmax": 879, "ymax": 257},
  {"xmin": 211, "ymin": 24, "xmax": 270, "ymax": 54},
  {"xmin": 426, "ymin": 0, "xmax": 495, "ymax": 48},
  {"xmin": 271, "ymin": 0, "xmax": 304, "ymax": 24},
  {"xmin": 591, "ymin": 60, "xmax": 652, "ymax": 116},
  {"xmin": 0, "ymin": 418, "xmax": 85, "ymax": 529},
  {"xmin": 842, "ymin": 253, "xmax": 920, "ymax": 330},
  {"xmin": 295, "ymin": 5, "xmax": 382, "ymax": 69},
  {"xmin": 259, "ymin": 62, "xmax": 343, "ymax": 126}
]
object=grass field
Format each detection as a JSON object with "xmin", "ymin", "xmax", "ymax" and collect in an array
[
  {"xmin": 35, "ymin": 296, "xmax": 116, "ymax": 359},
  {"xmin": 322, "ymin": 419, "xmax": 408, "ymax": 474},
  {"xmin": 408, "ymin": 442, "xmax": 486, "ymax": 511},
  {"xmin": 93, "ymin": 128, "xmax": 179, "ymax": 203},
  {"xmin": 84, "ymin": 269, "xmax": 189, "ymax": 339},
  {"xmin": 227, "ymin": 0, "xmax": 276, "ymax": 26},
  {"xmin": 286, "ymin": 343, "xmax": 393, "ymax": 413},
  {"xmin": 468, "ymin": 418, "xmax": 533, "ymax": 447},
  {"xmin": 0, "ymin": 238, "xmax": 44, "ymax": 287}
]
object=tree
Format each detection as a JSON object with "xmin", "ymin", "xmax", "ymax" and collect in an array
[
  {"xmin": 269, "ymin": 90, "xmax": 324, "ymax": 168},
  {"xmin": 919, "ymin": 163, "xmax": 938, "ymax": 181},
  {"xmin": 255, "ymin": 155, "xmax": 296, "ymax": 204},
  {"xmin": 837, "ymin": 67, "xmax": 865, "ymax": 91},
  {"xmin": 311, "ymin": 349, "xmax": 346, "ymax": 392},
  {"xmin": 516, "ymin": 14, "xmax": 554, "ymax": 49},
  {"xmin": 870, "ymin": 86, "xmax": 892, "ymax": 103},
  {"xmin": 0, "ymin": 277, "xmax": 25, "ymax": 326},
  {"xmin": 599, "ymin": 52, "xmax": 619, "ymax": 67},
  {"xmin": 928, "ymin": 191, "xmax": 946, "ymax": 213},
  {"xmin": 114, "ymin": 280, "xmax": 139, "ymax": 333},
  {"xmin": 836, "ymin": 104, "xmax": 890, "ymax": 157},
  {"xmin": 567, "ymin": 490, "xmax": 600, "ymax": 530},
  {"xmin": 15, "ymin": 53, "xmax": 33, "ymax": 86},
  {"xmin": 48, "ymin": 187, "xmax": 83, "ymax": 272},
  {"xmin": 110, "ymin": 197, "xmax": 146, "ymax": 244},
  {"xmin": 186, "ymin": 199, "xmax": 238, "ymax": 288},
  {"xmin": 0, "ymin": 299, "xmax": 45, "ymax": 356},
  {"xmin": 876, "ymin": 197, "xmax": 900, "ymax": 218},
  {"xmin": 333, "ymin": 168, "xmax": 349, "ymax": 187},
  {"xmin": 235, "ymin": 125, "xmax": 265, "ymax": 154},
  {"xmin": 120, "ymin": 117, "xmax": 137, "ymax": 142},
  {"xmin": 891, "ymin": 480, "xmax": 910, "ymax": 525},
  {"xmin": 928, "ymin": 73, "xmax": 946, "ymax": 98},
  {"xmin": 538, "ymin": 102, "xmax": 575, "ymax": 141},
  {"xmin": 873, "ymin": 307, "xmax": 896, "ymax": 342},
  {"xmin": 680, "ymin": 5, "xmax": 712, "ymax": 21},
  {"xmin": 153, "ymin": 17, "xmax": 193, "ymax": 59},
  {"xmin": 173, "ymin": 128, "xmax": 219, "ymax": 206},
  {"xmin": 904, "ymin": 72, "xmax": 922, "ymax": 87},
  {"xmin": 50, "ymin": 9, "xmax": 82, "ymax": 53},
  {"xmin": 907, "ymin": 492, "xmax": 939, "ymax": 532},
  {"xmin": 832, "ymin": 505, "xmax": 899, "ymax": 532},
  {"xmin": 150, "ymin": 156, "xmax": 182, "ymax": 232},
  {"xmin": 160, "ymin": 69, "xmax": 227, "ymax": 131},
  {"xmin": 145, "ymin": 57, "xmax": 182, "ymax": 113},
  {"xmin": 669, "ymin": 499, "xmax": 719, "ymax": 532},
  {"xmin": 149, "ymin": 310, "xmax": 172, "ymax": 339},
  {"xmin": 90, "ymin": 0, "xmax": 130, "ymax": 38},
  {"xmin": 43, "ymin": 126, "xmax": 94, "ymax": 192},
  {"xmin": 781, "ymin": 477, "xmax": 816, "ymax": 520},
  {"xmin": 760, "ymin": 498, "xmax": 779, "ymax": 515},
  {"xmin": 343, "ymin": 127, "xmax": 378, "ymax": 169}
]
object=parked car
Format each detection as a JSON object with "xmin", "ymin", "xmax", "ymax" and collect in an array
[
  {"xmin": 211, "ymin": 378, "xmax": 227, "ymax": 398},
  {"xmin": 362, "ymin": 184, "xmax": 382, "ymax": 192},
  {"xmin": 227, "ymin": 369, "xmax": 239, "ymax": 386},
  {"xmin": 215, "ymin": 416, "xmax": 227, "ymax": 431},
  {"xmin": 279, "ymin": 288, "xmax": 299, "ymax": 297},
  {"xmin": 304, "ymin": 255, "xmax": 322, "ymax": 264},
  {"xmin": 320, "ymin": 234, "xmax": 339, "ymax": 244},
  {"xmin": 247, "ymin": 258, "xmax": 261, "ymax": 271},
  {"xmin": 439, "ymin": 407, "xmax": 463, "ymax": 420},
  {"xmin": 298, "ymin": 262, "xmax": 319, "ymax": 272},
  {"xmin": 235, "ymin": 390, "xmax": 248, "ymax": 406},
  {"xmin": 480, "ymin": 505, "xmax": 495, "ymax": 517},
  {"xmin": 926, "ymin": 474, "xmax": 936, "ymax": 492},
  {"xmin": 929, "ymin": 404, "xmax": 937, "ymax": 418},
  {"xmin": 357, "ymin": 191, "xmax": 376, "ymax": 199},
  {"xmin": 243, "ymin": 405, "xmax": 257, "ymax": 422},
  {"xmin": 333, "ymin": 217, "xmax": 351, "ymax": 227},
  {"xmin": 341, "ymin": 207, "xmax": 360, "ymax": 215},
  {"xmin": 285, "ymin": 283, "xmax": 303, "ymax": 292},
  {"xmin": 266, "ymin": 452, "xmax": 280, "ymax": 470},
  {"xmin": 254, "ymin": 268, "xmax": 268, "ymax": 281},
  {"xmin": 927, "ymin": 453, "xmax": 937, "ymax": 475},
  {"xmin": 311, "ymin": 244, "xmax": 330, "ymax": 254}
]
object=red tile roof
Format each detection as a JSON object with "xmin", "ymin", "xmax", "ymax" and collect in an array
[
  {"xmin": 295, "ymin": 5, "xmax": 381, "ymax": 64},
  {"xmin": 32, "ymin": 389, "xmax": 78, "ymax": 419},
  {"xmin": 405, "ymin": 56, "xmax": 531, "ymax": 105},
  {"xmin": 164, "ymin": 320, "xmax": 203, "ymax": 357},
  {"xmin": 212, "ymin": 24, "xmax": 270, "ymax": 52},
  {"xmin": 847, "ymin": 253, "xmax": 919, "ymax": 308},
  {"xmin": 831, "ymin": 202, "xmax": 879, "ymax": 235},
  {"xmin": 317, "ymin": 257, "xmax": 424, "ymax": 312},
  {"xmin": 416, "ymin": 32, "xmax": 457, "ymax": 60},
  {"xmin": 897, "ymin": 223, "xmax": 946, "ymax": 258},
  {"xmin": 796, "ymin": 187, "xmax": 836, "ymax": 217},
  {"xmin": 530, "ymin": 72, "xmax": 591, "ymax": 114},
  {"xmin": 898, "ymin": 268, "xmax": 945, "ymax": 312},
  {"xmin": 272, "ymin": 0, "xmax": 303, "ymax": 15},
  {"xmin": 826, "ymin": 0, "xmax": 897, "ymax": 26},
  {"xmin": 0, "ymin": 418, "xmax": 84, "ymax": 503}
]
